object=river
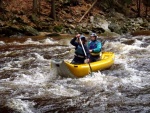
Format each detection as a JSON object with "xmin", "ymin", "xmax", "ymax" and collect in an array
[{"xmin": 0, "ymin": 34, "xmax": 150, "ymax": 113}]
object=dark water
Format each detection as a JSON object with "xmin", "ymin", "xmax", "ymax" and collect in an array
[{"xmin": 0, "ymin": 35, "xmax": 150, "ymax": 113}]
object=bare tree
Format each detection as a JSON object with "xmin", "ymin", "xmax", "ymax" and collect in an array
[
  {"xmin": 136, "ymin": 0, "xmax": 141, "ymax": 17},
  {"xmin": 143, "ymin": 0, "xmax": 150, "ymax": 16},
  {"xmin": 33, "ymin": 0, "xmax": 40, "ymax": 15},
  {"xmin": 50, "ymin": 0, "xmax": 56, "ymax": 20},
  {"xmin": 0, "ymin": 0, "xmax": 3, "ymax": 11}
]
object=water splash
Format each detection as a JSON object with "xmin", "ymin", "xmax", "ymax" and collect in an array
[{"xmin": 6, "ymin": 98, "xmax": 35, "ymax": 113}]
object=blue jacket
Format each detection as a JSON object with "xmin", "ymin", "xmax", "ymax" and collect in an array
[
  {"xmin": 70, "ymin": 37, "xmax": 90, "ymax": 58},
  {"xmin": 88, "ymin": 40, "xmax": 102, "ymax": 53}
]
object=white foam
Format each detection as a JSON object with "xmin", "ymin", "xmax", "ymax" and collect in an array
[
  {"xmin": 48, "ymin": 84, "xmax": 81, "ymax": 97},
  {"xmin": 12, "ymin": 41, "xmax": 21, "ymax": 45},
  {"xmin": 43, "ymin": 38, "xmax": 58, "ymax": 44},
  {"xmin": 79, "ymin": 71, "xmax": 112, "ymax": 87},
  {"xmin": 7, "ymin": 98, "xmax": 35, "ymax": 113},
  {"xmin": 33, "ymin": 53, "xmax": 45, "ymax": 60},
  {"xmin": 0, "ymin": 41, "xmax": 5, "ymax": 45},
  {"xmin": 24, "ymin": 38, "xmax": 41, "ymax": 45},
  {"xmin": 133, "ymin": 39, "xmax": 143, "ymax": 46},
  {"xmin": 121, "ymin": 75, "xmax": 142, "ymax": 88},
  {"xmin": 13, "ymin": 69, "xmax": 49, "ymax": 86}
]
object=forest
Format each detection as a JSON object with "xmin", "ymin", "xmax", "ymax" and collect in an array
[{"xmin": 0, "ymin": 0, "xmax": 150, "ymax": 37}]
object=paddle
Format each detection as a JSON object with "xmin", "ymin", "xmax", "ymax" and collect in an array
[{"xmin": 79, "ymin": 37, "xmax": 93, "ymax": 76}]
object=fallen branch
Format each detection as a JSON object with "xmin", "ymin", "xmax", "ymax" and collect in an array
[{"xmin": 78, "ymin": 0, "xmax": 98, "ymax": 22}]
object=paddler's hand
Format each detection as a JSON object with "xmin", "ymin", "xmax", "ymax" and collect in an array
[
  {"xmin": 87, "ymin": 58, "xmax": 90, "ymax": 63},
  {"xmin": 89, "ymin": 50, "xmax": 93, "ymax": 52},
  {"xmin": 76, "ymin": 34, "xmax": 80, "ymax": 38},
  {"xmin": 84, "ymin": 58, "xmax": 90, "ymax": 64}
]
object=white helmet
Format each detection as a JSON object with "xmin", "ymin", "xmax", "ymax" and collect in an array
[{"xmin": 90, "ymin": 33, "xmax": 97, "ymax": 38}]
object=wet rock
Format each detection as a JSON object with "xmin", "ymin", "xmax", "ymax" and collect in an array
[
  {"xmin": 81, "ymin": 23, "xmax": 88, "ymax": 28},
  {"xmin": 68, "ymin": 28, "xmax": 76, "ymax": 34},
  {"xmin": 92, "ymin": 27, "xmax": 105, "ymax": 34},
  {"xmin": 13, "ymin": 16, "xmax": 26, "ymax": 24},
  {"xmin": 0, "ymin": 25, "xmax": 40, "ymax": 37},
  {"xmin": 90, "ymin": 16, "xmax": 94, "ymax": 23},
  {"xmin": 108, "ymin": 22, "xmax": 122, "ymax": 34},
  {"xmin": 141, "ymin": 21, "xmax": 149, "ymax": 28},
  {"xmin": 93, "ymin": 16, "xmax": 110, "ymax": 32},
  {"xmin": 120, "ymin": 39, "xmax": 135, "ymax": 45},
  {"xmin": 136, "ymin": 18, "xmax": 144, "ymax": 24},
  {"xmin": 28, "ymin": 15, "xmax": 38, "ymax": 23},
  {"xmin": 22, "ymin": 26, "xmax": 39, "ymax": 36},
  {"xmin": 74, "ymin": 25, "xmax": 82, "ymax": 33},
  {"xmin": 67, "ymin": 19, "xmax": 74, "ymax": 23},
  {"xmin": 109, "ymin": 12, "xmax": 125, "ymax": 21},
  {"xmin": 101, "ymin": 31, "xmax": 120, "ymax": 38},
  {"xmin": 81, "ymin": 28, "xmax": 90, "ymax": 34},
  {"xmin": 0, "ymin": 26, "xmax": 21, "ymax": 36}
]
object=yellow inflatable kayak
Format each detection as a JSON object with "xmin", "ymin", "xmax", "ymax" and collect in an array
[{"xmin": 51, "ymin": 52, "xmax": 115, "ymax": 78}]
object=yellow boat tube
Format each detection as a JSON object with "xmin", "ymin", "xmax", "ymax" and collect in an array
[{"xmin": 51, "ymin": 52, "xmax": 115, "ymax": 78}]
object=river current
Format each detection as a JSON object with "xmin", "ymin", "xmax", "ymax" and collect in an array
[{"xmin": 0, "ymin": 34, "xmax": 150, "ymax": 113}]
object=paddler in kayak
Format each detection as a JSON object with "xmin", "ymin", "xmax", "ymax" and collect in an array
[
  {"xmin": 70, "ymin": 34, "xmax": 90, "ymax": 64},
  {"xmin": 88, "ymin": 33, "xmax": 102, "ymax": 62}
]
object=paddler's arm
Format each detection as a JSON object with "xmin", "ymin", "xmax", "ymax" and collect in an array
[{"xmin": 70, "ymin": 34, "xmax": 80, "ymax": 47}]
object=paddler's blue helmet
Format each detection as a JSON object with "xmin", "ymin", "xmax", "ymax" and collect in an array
[{"xmin": 80, "ymin": 35, "xmax": 87, "ymax": 41}]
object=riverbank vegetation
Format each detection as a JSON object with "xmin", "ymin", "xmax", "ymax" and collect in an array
[{"xmin": 0, "ymin": 0, "xmax": 150, "ymax": 37}]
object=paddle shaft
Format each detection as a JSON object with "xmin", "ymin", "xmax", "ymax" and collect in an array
[{"xmin": 79, "ymin": 37, "xmax": 92, "ymax": 74}]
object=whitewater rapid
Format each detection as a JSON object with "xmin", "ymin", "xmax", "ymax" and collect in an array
[{"xmin": 0, "ymin": 35, "xmax": 149, "ymax": 113}]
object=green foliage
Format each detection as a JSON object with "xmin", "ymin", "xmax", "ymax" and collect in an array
[{"xmin": 53, "ymin": 25, "xmax": 63, "ymax": 32}]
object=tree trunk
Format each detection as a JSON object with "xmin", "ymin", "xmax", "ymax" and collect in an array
[
  {"xmin": 138, "ymin": 0, "xmax": 141, "ymax": 16},
  {"xmin": 145, "ymin": 5, "xmax": 148, "ymax": 16},
  {"xmin": 0, "ymin": 0, "xmax": 3, "ymax": 11},
  {"xmin": 137, "ymin": 0, "xmax": 141, "ymax": 17},
  {"xmin": 39, "ymin": 0, "xmax": 41, "ymax": 14},
  {"xmin": 50, "ymin": 0, "xmax": 56, "ymax": 20},
  {"xmin": 143, "ymin": 0, "xmax": 150, "ymax": 17},
  {"xmin": 0, "ymin": 0, "xmax": 2, "ymax": 6},
  {"xmin": 33, "ymin": 0, "xmax": 40, "ymax": 15}
]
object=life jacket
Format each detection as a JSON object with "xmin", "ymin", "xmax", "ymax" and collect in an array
[
  {"xmin": 89, "ymin": 41, "xmax": 101, "ymax": 56},
  {"xmin": 89, "ymin": 41, "xmax": 97, "ymax": 49},
  {"xmin": 75, "ymin": 45, "xmax": 85, "ymax": 56}
]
